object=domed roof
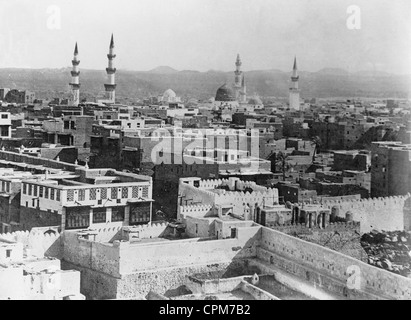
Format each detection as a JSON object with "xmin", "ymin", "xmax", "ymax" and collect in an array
[
  {"xmin": 215, "ymin": 84, "xmax": 236, "ymax": 102},
  {"xmin": 248, "ymin": 96, "xmax": 263, "ymax": 105},
  {"xmin": 163, "ymin": 89, "xmax": 177, "ymax": 99}
]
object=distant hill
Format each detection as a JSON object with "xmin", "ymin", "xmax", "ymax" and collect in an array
[
  {"xmin": 0, "ymin": 66, "xmax": 409, "ymax": 102},
  {"xmin": 146, "ymin": 66, "xmax": 179, "ymax": 74}
]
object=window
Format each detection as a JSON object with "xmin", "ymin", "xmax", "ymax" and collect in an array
[
  {"xmin": 101, "ymin": 188, "xmax": 107, "ymax": 199},
  {"xmin": 44, "ymin": 187, "xmax": 49, "ymax": 199},
  {"xmin": 6, "ymin": 249, "xmax": 11, "ymax": 258},
  {"xmin": 67, "ymin": 189, "xmax": 74, "ymax": 202},
  {"xmin": 65, "ymin": 207, "xmax": 90, "ymax": 229},
  {"xmin": 28, "ymin": 184, "xmax": 32, "ymax": 196},
  {"xmin": 1, "ymin": 127, "xmax": 8, "ymax": 137},
  {"xmin": 1, "ymin": 114, "xmax": 8, "ymax": 119},
  {"xmin": 121, "ymin": 187, "xmax": 128, "ymax": 199},
  {"xmin": 93, "ymin": 208, "xmax": 106, "ymax": 224},
  {"xmin": 56, "ymin": 190, "xmax": 60, "ymax": 201},
  {"xmin": 90, "ymin": 188, "xmax": 97, "ymax": 200},
  {"xmin": 112, "ymin": 207, "xmax": 125, "ymax": 222},
  {"xmin": 22, "ymin": 183, "xmax": 26, "ymax": 194},
  {"xmin": 111, "ymin": 187, "xmax": 118, "ymax": 199},
  {"xmin": 78, "ymin": 189, "xmax": 85, "ymax": 201},
  {"xmin": 132, "ymin": 186, "xmax": 139, "ymax": 198},
  {"xmin": 130, "ymin": 203, "xmax": 150, "ymax": 224},
  {"xmin": 50, "ymin": 188, "xmax": 55, "ymax": 200},
  {"xmin": 33, "ymin": 185, "xmax": 37, "ymax": 197},
  {"xmin": 39, "ymin": 186, "xmax": 43, "ymax": 197}
]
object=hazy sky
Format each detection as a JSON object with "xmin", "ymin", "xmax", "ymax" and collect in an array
[{"xmin": 0, "ymin": 0, "xmax": 410, "ymax": 74}]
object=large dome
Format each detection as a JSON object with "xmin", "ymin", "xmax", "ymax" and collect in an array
[{"xmin": 215, "ymin": 84, "xmax": 236, "ymax": 102}]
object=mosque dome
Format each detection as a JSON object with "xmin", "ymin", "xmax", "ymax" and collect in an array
[
  {"xmin": 162, "ymin": 89, "xmax": 177, "ymax": 100},
  {"xmin": 248, "ymin": 96, "xmax": 263, "ymax": 105},
  {"xmin": 215, "ymin": 84, "xmax": 236, "ymax": 102}
]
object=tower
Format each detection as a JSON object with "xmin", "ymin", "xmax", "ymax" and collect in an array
[
  {"xmin": 104, "ymin": 34, "xmax": 116, "ymax": 103},
  {"xmin": 233, "ymin": 54, "xmax": 246, "ymax": 103},
  {"xmin": 289, "ymin": 56, "xmax": 300, "ymax": 110},
  {"xmin": 69, "ymin": 42, "xmax": 80, "ymax": 106}
]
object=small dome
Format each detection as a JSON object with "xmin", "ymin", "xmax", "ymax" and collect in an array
[
  {"xmin": 248, "ymin": 96, "xmax": 263, "ymax": 105},
  {"xmin": 215, "ymin": 84, "xmax": 236, "ymax": 102},
  {"xmin": 163, "ymin": 89, "xmax": 177, "ymax": 100}
]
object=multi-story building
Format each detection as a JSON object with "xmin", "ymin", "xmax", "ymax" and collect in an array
[
  {"xmin": 370, "ymin": 141, "xmax": 411, "ymax": 197},
  {"xmin": 310, "ymin": 119, "xmax": 366, "ymax": 150},
  {"xmin": 42, "ymin": 115, "xmax": 94, "ymax": 148},
  {"xmin": 332, "ymin": 150, "xmax": 371, "ymax": 171},
  {"xmin": 0, "ymin": 112, "xmax": 12, "ymax": 139},
  {"xmin": 20, "ymin": 167, "xmax": 153, "ymax": 231}
]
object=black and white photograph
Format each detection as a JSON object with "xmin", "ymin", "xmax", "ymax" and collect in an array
[{"xmin": 0, "ymin": 0, "xmax": 410, "ymax": 307}]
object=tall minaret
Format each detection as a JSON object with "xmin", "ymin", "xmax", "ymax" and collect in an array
[
  {"xmin": 234, "ymin": 54, "xmax": 243, "ymax": 101},
  {"xmin": 104, "ymin": 34, "xmax": 117, "ymax": 103},
  {"xmin": 289, "ymin": 56, "xmax": 300, "ymax": 110},
  {"xmin": 69, "ymin": 42, "xmax": 80, "ymax": 106}
]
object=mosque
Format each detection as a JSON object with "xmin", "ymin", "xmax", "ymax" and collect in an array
[
  {"xmin": 158, "ymin": 88, "xmax": 182, "ymax": 105},
  {"xmin": 213, "ymin": 54, "xmax": 265, "ymax": 114}
]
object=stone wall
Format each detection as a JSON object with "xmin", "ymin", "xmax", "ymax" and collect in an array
[
  {"xmin": 62, "ymin": 224, "xmax": 260, "ymax": 276},
  {"xmin": 0, "ymin": 150, "xmax": 79, "ymax": 172},
  {"xmin": 179, "ymin": 205, "xmax": 214, "ymax": 221},
  {"xmin": 0, "ymin": 227, "xmax": 61, "ymax": 259},
  {"xmin": 63, "ymin": 259, "xmax": 256, "ymax": 300},
  {"xmin": 258, "ymin": 227, "xmax": 411, "ymax": 300},
  {"xmin": 273, "ymin": 222, "xmax": 366, "ymax": 262},
  {"xmin": 322, "ymin": 194, "xmax": 411, "ymax": 233}
]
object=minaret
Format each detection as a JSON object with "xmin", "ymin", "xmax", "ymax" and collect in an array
[
  {"xmin": 69, "ymin": 42, "xmax": 80, "ymax": 106},
  {"xmin": 289, "ymin": 56, "xmax": 301, "ymax": 110},
  {"xmin": 234, "ymin": 54, "xmax": 243, "ymax": 101},
  {"xmin": 104, "ymin": 34, "xmax": 117, "ymax": 103}
]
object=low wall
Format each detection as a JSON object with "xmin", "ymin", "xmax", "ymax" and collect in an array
[
  {"xmin": 186, "ymin": 275, "xmax": 247, "ymax": 294},
  {"xmin": 322, "ymin": 195, "xmax": 410, "ymax": 233},
  {"xmin": 62, "ymin": 231, "xmax": 121, "ymax": 278},
  {"xmin": 118, "ymin": 234, "xmax": 258, "ymax": 275},
  {"xmin": 272, "ymin": 221, "xmax": 360, "ymax": 234},
  {"xmin": 63, "ymin": 259, "xmax": 252, "ymax": 300},
  {"xmin": 0, "ymin": 150, "xmax": 79, "ymax": 172},
  {"xmin": 62, "ymin": 225, "xmax": 260, "ymax": 279},
  {"xmin": 240, "ymin": 280, "xmax": 280, "ymax": 300},
  {"xmin": 0, "ymin": 227, "xmax": 61, "ymax": 259}
]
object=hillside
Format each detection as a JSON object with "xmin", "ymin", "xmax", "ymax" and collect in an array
[{"xmin": 0, "ymin": 67, "xmax": 409, "ymax": 103}]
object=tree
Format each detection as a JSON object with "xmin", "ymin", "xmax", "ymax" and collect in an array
[
  {"xmin": 275, "ymin": 151, "xmax": 290, "ymax": 181},
  {"xmin": 310, "ymin": 135, "xmax": 323, "ymax": 163}
]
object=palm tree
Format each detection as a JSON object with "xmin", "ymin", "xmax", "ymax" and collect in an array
[
  {"xmin": 310, "ymin": 136, "xmax": 322, "ymax": 163},
  {"xmin": 275, "ymin": 151, "xmax": 290, "ymax": 181}
]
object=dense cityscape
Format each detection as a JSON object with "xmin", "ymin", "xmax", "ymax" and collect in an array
[{"xmin": 0, "ymin": 1, "xmax": 411, "ymax": 303}]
